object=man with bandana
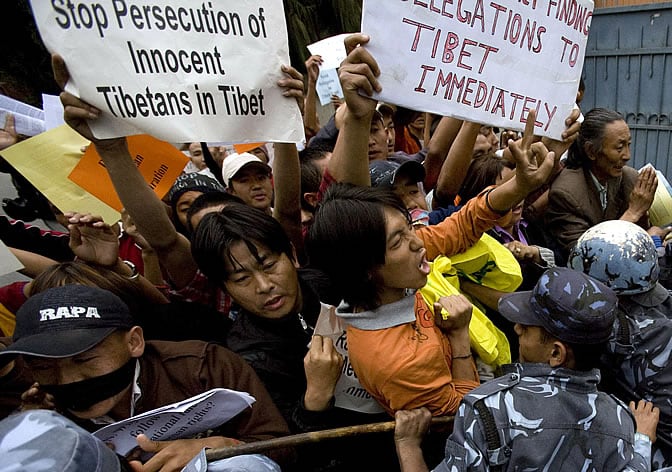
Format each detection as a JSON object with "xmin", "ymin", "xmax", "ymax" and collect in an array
[
  {"xmin": 1, "ymin": 284, "xmax": 290, "ymax": 471},
  {"xmin": 393, "ymin": 268, "xmax": 659, "ymax": 471}
]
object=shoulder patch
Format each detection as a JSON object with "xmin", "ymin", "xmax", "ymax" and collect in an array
[{"xmin": 461, "ymin": 371, "xmax": 521, "ymax": 407}]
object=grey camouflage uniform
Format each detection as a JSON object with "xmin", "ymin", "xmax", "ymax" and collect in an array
[
  {"xmin": 433, "ymin": 363, "xmax": 651, "ymax": 472},
  {"xmin": 600, "ymin": 283, "xmax": 672, "ymax": 468}
]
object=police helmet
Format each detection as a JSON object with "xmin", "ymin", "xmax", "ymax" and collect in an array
[{"xmin": 568, "ymin": 220, "xmax": 659, "ymax": 295}]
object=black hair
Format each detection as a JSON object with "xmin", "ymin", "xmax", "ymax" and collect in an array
[
  {"xmin": 458, "ymin": 153, "xmax": 514, "ymax": 203},
  {"xmin": 565, "ymin": 108, "xmax": 624, "ymax": 169},
  {"xmin": 393, "ymin": 106, "xmax": 421, "ymax": 127},
  {"xmin": 191, "ymin": 203, "xmax": 294, "ymax": 283},
  {"xmin": 299, "ymin": 146, "xmax": 331, "ymax": 212},
  {"xmin": 538, "ymin": 328, "xmax": 606, "ymax": 371},
  {"xmin": 306, "ymin": 183, "xmax": 409, "ymax": 310},
  {"xmin": 568, "ymin": 342, "xmax": 608, "ymax": 371},
  {"xmin": 185, "ymin": 191, "xmax": 244, "ymax": 234}
]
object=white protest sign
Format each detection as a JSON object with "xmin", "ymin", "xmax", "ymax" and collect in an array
[
  {"xmin": 29, "ymin": 0, "xmax": 304, "ymax": 144},
  {"xmin": 92, "ymin": 388, "xmax": 255, "ymax": 456},
  {"xmin": 307, "ymin": 33, "xmax": 350, "ymax": 70},
  {"xmin": 316, "ymin": 68, "xmax": 344, "ymax": 106},
  {"xmin": 361, "ymin": 0, "xmax": 593, "ymax": 139}
]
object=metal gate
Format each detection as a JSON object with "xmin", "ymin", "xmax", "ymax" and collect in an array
[{"xmin": 583, "ymin": 3, "xmax": 672, "ymax": 177}]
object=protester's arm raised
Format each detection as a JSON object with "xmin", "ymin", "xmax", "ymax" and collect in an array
[
  {"xmin": 52, "ymin": 54, "xmax": 198, "ymax": 289},
  {"xmin": 273, "ymin": 65, "xmax": 305, "ymax": 264},
  {"xmin": 64, "ymin": 211, "xmax": 169, "ymax": 304},
  {"xmin": 433, "ymin": 120, "xmax": 481, "ymax": 207},
  {"xmin": 303, "ymin": 55, "xmax": 322, "ymax": 139},
  {"xmin": 422, "ymin": 116, "xmax": 463, "ymax": 192},
  {"xmin": 327, "ymin": 33, "xmax": 381, "ymax": 186}
]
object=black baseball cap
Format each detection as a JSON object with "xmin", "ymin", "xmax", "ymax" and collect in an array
[{"xmin": 0, "ymin": 285, "xmax": 135, "ymax": 359}]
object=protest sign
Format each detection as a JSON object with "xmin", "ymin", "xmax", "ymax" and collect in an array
[
  {"xmin": 361, "ymin": 0, "xmax": 593, "ymax": 139},
  {"xmin": 28, "ymin": 0, "xmax": 304, "ymax": 144},
  {"xmin": 307, "ymin": 33, "xmax": 350, "ymax": 70},
  {"xmin": 0, "ymin": 125, "xmax": 120, "ymax": 223},
  {"xmin": 316, "ymin": 68, "xmax": 345, "ymax": 106},
  {"xmin": 93, "ymin": 388, "xmax": 255, "ymax": 456},
  {"xmin": 68, "ymin": 135, "xmax": 188, "ymax": 211}
]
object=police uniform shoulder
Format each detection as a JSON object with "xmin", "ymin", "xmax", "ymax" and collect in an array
[{"xmin": 461, "ymin": 369, "xmax": 522, "ymax": 407}]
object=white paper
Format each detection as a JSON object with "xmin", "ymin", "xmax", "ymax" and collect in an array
[
  {"xmin": 28, "ymin": 0, "xmax": 304, "ymax": 144},
  {"xmin": 93, "ymin": 388, "xmax": 255, "ymax": 456},
  {"xmin": 0, "ymin": 95, "xmax": 45, "ymax": 136},
  {"xmin": 316, "ymin": 68, "xmax": 344, "ymax": 106},
  {"xmin": 361, "ymin": 0, "xmax": 592, "ymax": 139},
  {"xmin": 42, "ymin": 94, "xmax": 66, "ymax": 131},
  {"xmin": 307, "ymin": 33, "xmax": 350, "ymax": 70}
]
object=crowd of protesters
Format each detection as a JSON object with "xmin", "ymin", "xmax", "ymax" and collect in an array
[{"xmin": 0, "ymin": 32, "xmax": 670, "ymax": 472}]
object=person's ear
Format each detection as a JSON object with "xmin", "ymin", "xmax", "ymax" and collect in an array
[
  {"xmin": 548, "ymin": 340, "xmax": 568, "ymax": 368},
  {"xmin": 303, "ymin": 192, "xmax": 319, "ymax": 209},
  {"xmin": 584, "ymin": 142, "xmax": 597, "ymax": 161},
  {"xmin": 127, "ymin": 326, "xmax": 145, "ymax": 358},
  {"xmin": 290, "ymin": 244, "xmax": 300, "ymax": 269}
]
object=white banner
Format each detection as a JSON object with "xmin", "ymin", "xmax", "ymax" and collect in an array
[
  {"xmin": 362, "ymin": 0, "xmax": 593, "ymax": 139},
  {"xmin": 29, "ymin": 0, "xmax": 304, "ymax": 144}
]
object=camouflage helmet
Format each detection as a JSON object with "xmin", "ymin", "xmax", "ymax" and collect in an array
[{"xmin": 568, "ymin": 220, "xmax": 659, "ymax": 295}]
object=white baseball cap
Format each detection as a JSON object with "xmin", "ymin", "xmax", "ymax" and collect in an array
[{"xmin": 221, "ymin": 152, "xmax": 271, "ymax": 184}]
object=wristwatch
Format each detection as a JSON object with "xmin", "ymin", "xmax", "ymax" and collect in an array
[{"xmin": 121, "ymin": 260, "xmax": 140, "ymax": 281}]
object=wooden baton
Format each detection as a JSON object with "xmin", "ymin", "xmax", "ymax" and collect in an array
[{"xmin": 205, "ymin": 415, "xmax": 454, "ymax": 461}]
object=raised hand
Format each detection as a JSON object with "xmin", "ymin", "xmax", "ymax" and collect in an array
[
  {"xmin": 52, "ymin": 54, "xmax": 101, "ymax": 143},
  {"xmin": 541, "ymin": 107, "xmax": 582, "ymax": 159},
  {"xmin": 66, "ymin": 211, "xmax": 119, "ymax": 266},
  {"xmin": 508, "ymin": 110, "xmax": 557, "ymax": 195},
  {"xmin": 305, "ymin": 54, "xmax": 323, "ymax": 85},
  {"xmin": 277, "ymin": 64, "xmax": 306, "ymax": 115},
  {"xmin": 303, "ymin": 335, "xmax": 344, "ymax": 411},
  {"xmin": 338, "ymin": 33, "xmax": 381, "ymax": 120}
]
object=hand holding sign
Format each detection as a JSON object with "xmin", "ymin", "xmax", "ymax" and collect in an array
[
  {"xmin": 541, "ymin": 107, "xmax": 582, "ymax": 160},
  {"xmin": 338, "ymin": 34, "xmax": 381, "ymax": 120},
  {"xmin": 277, "ymin": 65, "xmax": 306, "ymax": 116},
  {"xmin": 52, "ymin": 54, "xmax": 102, "ymax": 146}
]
